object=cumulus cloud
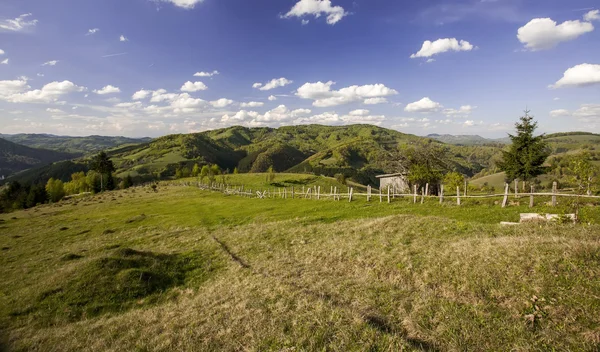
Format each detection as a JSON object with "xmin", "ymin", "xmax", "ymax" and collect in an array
[
  {"xmin": 132, "ymin": 89, "xmax": 152, "ymax": 100},
  {"xmin": 240, "ymin": 101, "xmax": 264, "ymax": 108},
  {"xmin": 253, "ymin": 77, "xmax": 293, "ymax": 91},
  {"xmin": 210, "ymin": 98, "xmax": 233, "ymax": 108},
  {"xmin": 0, "ymin": 13, "xmax": 38, "ymax": 32},
  {"xmin": 0, "ymin": 58, "xmax": 8, "ymax": 65},
  {"xmin": 87, "ymin": 28, "xmax": 99, "ymax": 35},
  {"xmin": 162, "ymin": 0, "xmax": 204, "ymax": 9},
  {"xmin": 194, "ymin": 70, "xmax": 219, "ymax": 77},
  {"xmin": 410, "ymin": 38, "xmax": 474, "ymax": 58},
  {"xmin": 282, "ymin": 0, "xmax": 348, "ymax": 25},
  {"xmin": 119, "ymin": 35, "xmax": 128, "ymax": 42},
  {"xmin": 573, "ymin": 104, "xmax": 600, "ymax": 121},
  {"xmin": 363, "ymin": 97, "xmax": 388, "ymax": 105},
  {"xmin": 550, "ymin": 63, "xmax": 600, "ymax": 88},
  {"xmin": 181, "ymin": 81, "xmax": 208, "ymax": 92},
  {"xmin": 3, "ymin": 80, "xmax": 86, "ymax": 103},
  {"xmin": 296, "ymin": 81, "xmax": 398, "ymax": 107},
  {"xmin": 404, "ymin": 97, "xmax": 442, "ymax": 112},
  {"xmin": 0, "ymin": 49, "xmax": 4, "ymax": 55},
  {"xmin": 42, "ymin": 60, "xmax": 58, "ymax": 66},
  {"xmin": 150, "ymin": 89, "xmax": 179, "ymax": 103},
  {"xmin": 94, "ymin": 85, "xmax": 121, "ymax": 95},
  {"xmin": 550, "ymin": 109, "xmax": 570, "ymax": 117},
  {"xmin": 46, "ymin": 108, "xmax": 65, "ymax": 114},
  {"xmin": 517, "ymin": 18, "xmax": 594, "ymax": 50},
  {"xmin": 268, "ymin": 95, "xmax": 277, "ymax": 101},
  {"xmin": 443, "ymin": 105, "xmax": 475, "ymax": 117},
  {"xmin": 170, "ymin": 93, "xmax": 206, "ymax": 113},
  {"xmin": 221, "ymin": 105, "xmax": 315, "ymax": 126},
  {"xmin": 584, "ymin": 10, "xmax": 599, "ymax": 22},
  {"xmin": 349, "ymin": 109, "xmax": 369, "ymax": 116}
]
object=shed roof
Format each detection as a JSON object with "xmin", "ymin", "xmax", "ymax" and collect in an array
[{"xmin": 376, "ymin": 173, "xmax": 407, "ymax": 179}]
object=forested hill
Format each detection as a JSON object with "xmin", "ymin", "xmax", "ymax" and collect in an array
[
  {"xmin": 0, "ymin": 138, "xmax": 79, "ymax": 177},
  {"xmin": 107, "ymin": 124, "xmax": 502, "ymax": 185},
  {"xmin": 0, "ymin": 134, "xmax": 152, "ymax": 155}
]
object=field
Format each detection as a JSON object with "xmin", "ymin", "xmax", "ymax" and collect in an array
[{"xmin": 1, "ymin": 176, "xmax": 600, "ymax": 351}]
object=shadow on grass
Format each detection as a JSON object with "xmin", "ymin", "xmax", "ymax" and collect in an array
[{"xmin": 11, "ymin": 247, "xmax": 222, "ymax": 326}]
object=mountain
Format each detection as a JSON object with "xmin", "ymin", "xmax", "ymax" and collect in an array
[
  {"xmin": 0, "ymin": 134, "xmax": 152, "ymax": 155},
  {"xmin": 427, "ymin": 134, "xmax": 510, "ymax": 146},
  {"xmin": 0, "ymin": 138, "xmax": 79, "ymax": 178},
  {"xmin": 108, "ymin": 124, "xmax": 502, "ymax": 185}
]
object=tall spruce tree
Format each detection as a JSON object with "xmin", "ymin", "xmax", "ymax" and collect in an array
[
  {"xmin": 90, "ymin": 151, "xmax": 116, "ymax": 192},
  {"xmin": 498, "ymin": 110, "xmax": 550, "ymax": 183}
]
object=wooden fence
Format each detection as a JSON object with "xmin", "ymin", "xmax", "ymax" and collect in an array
[{"xmin": 180, "ymin": 181, "xmax": 600, "ymax": 208}]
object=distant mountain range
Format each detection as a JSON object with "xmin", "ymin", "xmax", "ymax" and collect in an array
[
  {"xmin": 0, "ymin": 138, "xmax": 79, "ymax": 178},
  {"xmin": 427, "ymin": 134, "xmax": 511, "ymax": 146},
  {"xmin": 0, "ymin": 134, "xmax": 152, "ymax": 155}
]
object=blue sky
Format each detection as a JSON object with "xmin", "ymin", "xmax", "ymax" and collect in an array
[{"xmin": 0, "ymin": 0, "xmax": 599, "ymax": 138}]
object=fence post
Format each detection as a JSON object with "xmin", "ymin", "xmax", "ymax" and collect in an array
[
  {"xmin": 529, "ymin": 185, "xmax": 534, "ymax": 208},
  {"xmin": 349, "ymin": 187, "xmax": 353, "ymax": 202},
  {"xmin": 413, "ymin": 185, "xmax": 417, "ymax": 204},
  {"xmin": 464, "ymin": 180, "xmax": 467, "ymax": 197},
  {"xmin": 425, "ymin": 183, "xmax": 429, "ymax": 196},
  {"xmin": 291, "ymin": 186, "xmax": 294, "ymax": 199},
  {"xmin": 515, "ymin": 179, "xmax": 519, "ymax": 198},
  {"xmin": 317, "ymin": 186, "xmax": 321, "ymax": 200},
  {"xmin": 334, "ymin": 187, "xmax": 337, "ymax": 201},
  {"xmin": 552, "ymin": 182, "xmax": 557, "ymax": 207},
  {"xmin": 367, "ymin": 185, "xmax": 371, "ymax": 202},
  {"xmin": 502, "ymin": 183, "xmax": 509, "ymax": 208},
  {"xmin": 421, "ymin": 188, "xmax": 424, "ymax": 204},
  {"xmin": 440, "ymin": 184, "xmax": 444, "ymax": 204},
  {"xmin": 379, "ymin": 187, "xmax": 382, "ymax": 203},
  {"xmin": 387, "ymin": 186, "xmax": 391, "ymax": 203},
  {"xmin": 457, "ymin": 186, "xmax": 461, "ymax": 206},
  {"xmin": 393, "ymin": 185, "xmax": 396, "ymax": 199}
]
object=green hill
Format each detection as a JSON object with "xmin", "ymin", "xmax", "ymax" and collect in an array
[
  {"xmin": 427, "ymin": 134, "xmax": 510, "ymax": 146},
  {"xmin": 0, "ymin": 138, "xmax": 79, "ymax": 178},
  {"xmin": 109, "ymin": 125, "xmax": 502, "ymax": 185},
  {"xmin": 0, "ymin": 134, "xmax": 152, "ymax": 155}
]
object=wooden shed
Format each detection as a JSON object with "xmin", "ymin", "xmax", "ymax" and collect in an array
[{"xmin": 376, "ymin": 173, "xmax": 409, "ymax": 193}]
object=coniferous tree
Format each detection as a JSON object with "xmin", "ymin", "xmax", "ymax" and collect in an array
[
  {"xmin": 90, "ymin": 151, "xmax": 116, "ymax": 192},
  {"xmin": 498, "ymin": 110, "xmax": 550, "ymax": 183}
]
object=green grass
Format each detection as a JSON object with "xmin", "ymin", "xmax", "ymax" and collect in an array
[
  {"xmin": 470, "ymin": 172, "xmax": 506, "ymax": 190},
  {"xmin": 200, "ymin": 173, "xmax": 367, "ymax": 192},
  {"xmin": 1, "ymin": 184, "xmax": 599, "ymax": 351}
]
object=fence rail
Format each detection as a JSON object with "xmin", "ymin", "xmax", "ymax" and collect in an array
[{"xmin": 177, "ymin": 180, "xmax": 600, "ymax": 208}]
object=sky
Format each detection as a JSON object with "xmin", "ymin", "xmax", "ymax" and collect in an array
[{"xmin": 0, "ymin": 0, "xmax": 599, "ymax": 138}]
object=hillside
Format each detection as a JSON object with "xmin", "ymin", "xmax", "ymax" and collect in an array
[
  {"xmin": 0, "ymin": 134, "xmax": 152, "ymax": 155},
  {"xmin": 0, "ymin": 138, "xmax": 79, "ymax": 178},
  {"xmin": 1, "ymin": 184, "xmax": 599, "ymax": 351},
  {"xmin": 427, "ymin": 134, "xmax": 510, "ymax": 146},
  {"xmin": 109, "ymin": 125, "xmax": 502, "ymax": 185}
]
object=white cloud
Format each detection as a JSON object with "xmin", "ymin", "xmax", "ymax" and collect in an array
[
  {"xmin": 86, "ymin": 28, "xmax": 99, "ymax": 35},
  {"xmin": 410, "ymin": 38, "xmax": 474, "ymax": 58},
  {"xmin": 194, "ymin": 70, "xmax": 219, "ymax": 77},
  {"xmin": 162, "ymin": 0, "xmax": 204, "ymax": 9},
  {"xmin": 221, "ymin": 105, "xmax": 313, "ymax": 126},
  {"xmin": 550, "ymin": 63, "xmax": 600, "ymax": 88},
  {"xmin": 573, "ymin": 104, "xmax": 600, "ymax": 120},
  {"xmin": 282, "ymin": 0, "xmax": 348, "ymax": 25},
  {"xmin": 443, "ymin": 105, "xmax": 475, "ymax": 117},
  {"xmin": 94, "ymin": 85, "xmax": 121, "ymax": 95},
  {"xmin": 268, "ymin": 95, "xmax": 277, "ymax": 101},
  {"xmin": 553, "ymin": 97, "xmax": 560, "ymax": 101},
  {"xmin": 170, "ymin": 93, "xmax": 206, "ymax": 113},
  {"xmin": 404, "ymin": 97, "xmax": 442, "ymax": 112},
  {"xmin": 0, "ymin": 58, "xmax": 8, "ymax": 65},
  {"xmin": 240, "ymin": 101, "xmax": 264, "ymax": 108},
  {"xmin": 253, "ymin": 77, "xmax": 293, "ymax": 91},
  {"xmin": 550, "ymin": 109, "xmax": 570, "ymax": 117},
  {"xmin": 181, "ymin": 81, "xmax": 208, "ymax": 92},
  {"xmin": 296, "ymin": 81, "xmax": 398, "ymax": 107},
  {"xmin": 363, "ymin": 97, "xmax": 388, "ymax": 105},
  {"xmin": 426, "ymin": 58, "xmax": 435, "ymax": 63},
  {"xmin": 0, "ymin": 14, "xmax": 38, "ymax": 32},
  {"xmin": 37, "ymin": 73, "xmax": 44, "ymax": 77},
  {"xmin": 210, "ymin": 98, "xmax": 233, "ymax": 108},
  {"xmin": 0, "ymin": 49, "xmax": 4, "ymax": 55},
  {"xmin": 302, "ymin": 19, "xmax": 310, "ymax": 25},
  {"xmin": 46, "ymin": 108, "xmax": 64, "ymax": 114},
  {"xmin": 4, "ymin": 81, "xmax": 86, "ymax": 103},
  {"xmin": 42, "ymin": 60, "xmax": 59, "ymax": 66},
  {"xmin": 0, "ymin": 80, "xmax": 29, "ymax": 99},
  {"xmin": 150, "ymin": 89, "xmax": 179, "ymax": 103},
  {"xmin": 132, "ymin": 89, "xmax": 152, "ymax": 100},
  {"xmin": 517, "ymin": 18, "xmax": 594, "ymax": 51},
  {"xmin": 120, "ymin": 35, "xmax": 128, "ymax": 42},
  {"xmin": 349, "ymin": 109, "xmax": 369, "ymax": 116},
  {"xmin": 584, "ymin": 10, "xmax": 599, "ymax": 22},
  {"xmin": 115, "ymin": 101, "xmax": 143, "ymax": 109}
]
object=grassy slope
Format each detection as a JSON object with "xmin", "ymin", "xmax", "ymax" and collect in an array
[
  {"xmin": 1, "ymin": 180, "xmax": 599, "ymax": 351},
  {"xmin": 0, "ymin": 138, "xmax": 79, "ymax": 177}
]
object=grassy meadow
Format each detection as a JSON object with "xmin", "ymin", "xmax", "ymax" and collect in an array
[{"xmin": 1, "ymin": 175, "xmax": 600, "ymax": 351}]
